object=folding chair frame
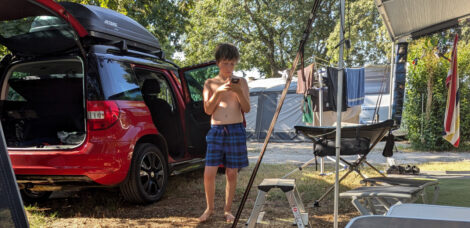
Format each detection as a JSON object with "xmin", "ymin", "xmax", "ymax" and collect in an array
[{"xmin": 295, "ymin": 119, "xmax": 394, "ymax": 207}]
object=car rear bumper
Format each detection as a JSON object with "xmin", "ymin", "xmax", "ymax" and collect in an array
[{"xmin": 9, "ymin": 140, "xmax": 133, "ymax": 185}]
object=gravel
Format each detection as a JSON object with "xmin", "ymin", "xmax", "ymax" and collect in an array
[{"xmin": 247, "ymin": 141, "xmax": 470, "ymax": 165}]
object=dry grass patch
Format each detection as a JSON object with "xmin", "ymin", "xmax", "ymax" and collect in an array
[{"xmin": 24, "ymin": 160, "xmax": 470, "ymax": 227}]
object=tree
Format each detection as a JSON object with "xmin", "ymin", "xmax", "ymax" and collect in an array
[
  {"xmin": 182, "ymin": 0, "xmax": 338, "ymax": 77},
  {"xmin": 325, "ymin": 0, "xmax": 391, "ymax": 67}
]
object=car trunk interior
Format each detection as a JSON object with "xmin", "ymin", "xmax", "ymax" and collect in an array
[{"xmin": 0, "ymin": 58, "xmax": 85, "ymax": 149}]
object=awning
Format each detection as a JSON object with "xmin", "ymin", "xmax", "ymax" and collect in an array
[{"xmin": 375, "ymin": 0, "xmax": 470, "ymax": 41}]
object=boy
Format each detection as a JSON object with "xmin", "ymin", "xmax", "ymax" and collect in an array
[{"xmin": 198, "ymin": 43, "xmax": 250, "ymax": 223}]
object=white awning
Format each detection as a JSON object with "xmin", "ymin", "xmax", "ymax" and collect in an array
[{"xmin": 375, "ymin": 0, "xmax": 470, "ymax": 41}]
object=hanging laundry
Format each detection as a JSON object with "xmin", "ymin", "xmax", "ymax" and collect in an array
[
  {"xmin": 302, "ymin": 95, "xmax": 313, "ymax": 124},
  {"xmin": 296, "ymin": 63, "xmax": 315, "ymax": 94},
  {"xmin": 345, "ymin": 68, "xmax": 365, "ymax": 106},
  {"xmin": 326, "ymin": 67, "xmax": 347, "ymax": 112}
]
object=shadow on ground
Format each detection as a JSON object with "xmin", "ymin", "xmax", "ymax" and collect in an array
[{"xmin": 26, "ymin": 165, "xmax": 362, "ymax": 227}]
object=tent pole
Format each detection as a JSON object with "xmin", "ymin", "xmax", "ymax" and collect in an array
[
  {"xmin": 334, "ymin": 0, "xmax": 345, "ymax": 227},
  {"xmin": 388, "ymin": 41, "xmax": 395, "ymax": 119}
]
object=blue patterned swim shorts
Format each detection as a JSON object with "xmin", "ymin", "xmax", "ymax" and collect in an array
[{"xmin": 205, "ymin": 123, "xmax": 249, "ymax": 168}]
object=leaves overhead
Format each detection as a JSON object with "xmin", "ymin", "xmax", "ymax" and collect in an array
[{"xmin": 182, "ymin": 0, "xmax": 339, "ymax": 77}]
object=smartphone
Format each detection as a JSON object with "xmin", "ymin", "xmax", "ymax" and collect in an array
[{"xmin": 231, "ymin": 78, "xmax": 240, "ymax": 83}]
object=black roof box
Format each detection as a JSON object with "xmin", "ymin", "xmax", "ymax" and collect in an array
[{"xmin": 59, "ymin": 2, "xmax": 161, "ymax": 54}]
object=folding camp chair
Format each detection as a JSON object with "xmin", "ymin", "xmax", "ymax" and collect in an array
[
  {"xmin": 361, "ymin": 177, "xmax": 440, "ymax": 204},
  {"xmin": 294, "ymin": 119, "xmax": 394, "ymax": 206},
  {"xmin": 339, "ymin": 185, "xmax": 422, "ymax": 215}
]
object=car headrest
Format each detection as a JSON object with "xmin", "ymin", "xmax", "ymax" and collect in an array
[{"xmin": 142, "ymin": 79, "xmax": 161, "ymax": 95}]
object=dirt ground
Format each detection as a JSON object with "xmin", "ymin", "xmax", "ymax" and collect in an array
[
  {"xmin": 30, "ymin": 167, "xmax": 360, "ymax": 228},
  {"xmin": 30, "ymin": 140, "xmax": 470, "ymax": 227}
]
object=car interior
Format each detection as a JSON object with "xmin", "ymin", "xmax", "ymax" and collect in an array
[{"xmin": 0, "ymin": 59, "xmax": 85, "ymax": 148}]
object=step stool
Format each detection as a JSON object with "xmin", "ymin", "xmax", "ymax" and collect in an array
[{"xmin": 246, "ymin": 178, "xmax": 309, "ymax": 228}]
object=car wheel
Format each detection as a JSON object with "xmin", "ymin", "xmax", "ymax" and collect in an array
[
  {"xmin": 20, "ymin": 189, "xmax": 52, "ymax": 205},
  {"xmin": 120, "ymin": 143, "xmax": 168, "ymax": 204}
]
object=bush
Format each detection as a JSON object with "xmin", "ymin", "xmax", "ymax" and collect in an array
[{"xmin": 403, "ymin": 35, "xmax": 470, "ymax": 151}]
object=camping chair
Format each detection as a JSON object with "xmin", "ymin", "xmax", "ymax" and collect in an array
[
  {"xmin": 345, "ymin": 215, "xmax": 470, "ymax": 228},
  {"xmin": 339, "ymin": 185, "xmax": 422, "ymax": 215},
  {"xmin": 294, "ymin": 119, "xmax": 394, "ymax": 206},
  {"xmin": 361, "ymin": 177, "xmax": 440, "ymax": 204}
]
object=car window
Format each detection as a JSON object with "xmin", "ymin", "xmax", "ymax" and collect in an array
[
  {"xmin": 98, "ymin": 58, "xmax": 142, "ymax": 101},
  {"xmin": 183, "ymin": 65, "xmax": 219, "ymax": 102},
  {"xmin": 5, "ymin": 60, "xmax": 83, "ymax": 102},
  {"xmin": 134, "ymin": 69, "xmax": 175, "ymax": 110}
]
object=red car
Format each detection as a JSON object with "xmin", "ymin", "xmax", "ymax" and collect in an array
[{"xmin": 0, "ymin": 0, "xmax": 216, "ymax": 204}]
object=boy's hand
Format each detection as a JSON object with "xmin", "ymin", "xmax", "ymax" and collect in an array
[
  {"xmin": 216, "ymin": 81, "xmax": 232, "ymax": 93},
  {"xmin": 229, "ymin": 80, "xmax": 243, "ymax": 95}
]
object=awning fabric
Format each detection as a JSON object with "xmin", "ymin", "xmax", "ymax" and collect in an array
[{"xmin": 375, "ymin": 0, "xmax": 470, "ymax": 41}]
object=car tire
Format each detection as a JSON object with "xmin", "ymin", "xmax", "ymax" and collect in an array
[
  {"xmin": 120, "ymin": 143, "xmax": 168, "ymax": 204},
  {"xmin": 20, "ymin": 189, "xmax": 52, "ymax": 205}
]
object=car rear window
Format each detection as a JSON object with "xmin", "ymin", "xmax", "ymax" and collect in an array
[
  {"xmin": 97, "ymin": 58, "xmax": 142, "ymax": 101},
  {"xmin": 6, "ymin": 59, "xmax": 83, "ymax": 103},
  {"xmin": 0, "ymin": 16, "xmax": 71, "ymax": 38}
]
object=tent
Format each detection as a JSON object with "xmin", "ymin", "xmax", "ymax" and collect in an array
[
  {"xmin": 246, "ymin": 65, "xmax": 391, "ymax": 141},
  {"xmin": 246, "ymin": 77, "xmax": 306, "ymax": 141},
  {"xmin": 360, "ymin": 65, "xmax": 391, "ymax": 124}
]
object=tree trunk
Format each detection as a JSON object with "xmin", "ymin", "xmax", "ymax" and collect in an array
[
  {"xmin": 425, "ymin": 73, "xmax": 433, "ymax": 121},
  {"xmin": 270, "ymin": 64, "xmax": 280, "ymax": 78}
]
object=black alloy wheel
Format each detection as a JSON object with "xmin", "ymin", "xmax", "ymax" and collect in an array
[{"xmin": 120, "ymin": 143, "xmax": 168, "ymax": 204}]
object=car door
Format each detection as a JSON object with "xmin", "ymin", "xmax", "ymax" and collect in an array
[
  {"xmin": 178, "ymin": 61, "xmax": 218, "ymax": 156},
  {"xmin": 0, "ymin": 0, "xmax": 87, "ymax": 57}
]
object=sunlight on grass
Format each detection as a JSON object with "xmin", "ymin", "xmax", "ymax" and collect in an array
[
  {"xmin": 419, "ymin": 161, "xmax": 470, "ymax": 171},
  {"xmin": 25, "ymin": 205, "xmax": 56, "ymax": 228}
]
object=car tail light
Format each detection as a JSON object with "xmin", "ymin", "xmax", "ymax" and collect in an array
[{"xmin": 87, "ymin": 101, "xmax": 120, "ymax": 130}]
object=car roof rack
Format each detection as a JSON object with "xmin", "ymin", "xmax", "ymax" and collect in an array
[{"xmin": 60, "ymin": 2, "xmax": 163, "ymax": 58}]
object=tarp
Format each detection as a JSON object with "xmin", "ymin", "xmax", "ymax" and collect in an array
[
  {"xmin": 246, "ymin": 78, "xmax": 306, "ymax": 141},
  {"xmin": 375, "ymin": 0, "xmax": 470, "ymax": 41}
]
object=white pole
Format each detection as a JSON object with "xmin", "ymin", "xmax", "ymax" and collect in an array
[
  {"xmin": 319, "ymin": 71, "xmax": 324, "ymax": 126},
  {"xmin": 388, "ymin": 42, "xmax": 395, "ymax": 119},
  {"xmin": 334, "ymin": 0, "xmax": 345, "ymax": 227}
]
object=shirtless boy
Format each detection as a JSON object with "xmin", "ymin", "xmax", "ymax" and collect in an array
[{"xmin": 198, "ymin": 43, "xmax": 250, "ymax": 223}]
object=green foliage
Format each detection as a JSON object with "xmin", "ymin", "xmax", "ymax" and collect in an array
[
  {"xmin": 404, "ymin": 34, "xmax": 470, "ymax": 150},
  {"xmin": 183, "ymin": 64, "xmax": 219, "ymax": 101},
  {"xmin": 325, "ymin": 0, "xmax": 391, "ymax": 67},
  {"xmin": 182, "ymin": 0, "xmax": 338, "ymax": 77},
  {"xmin": 0, "ymin": 45, "xmax": 9, "ymax": 59}
]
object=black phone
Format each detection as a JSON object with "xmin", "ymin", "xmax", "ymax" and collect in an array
[{"xmin": 231, "ymin": 78, "xmax": 240, "ymax": 83}]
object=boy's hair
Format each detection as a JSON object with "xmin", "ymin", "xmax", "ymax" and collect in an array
[{"xmin": 215, "ymin": 43, "xmax": 239, "ymax": 62}]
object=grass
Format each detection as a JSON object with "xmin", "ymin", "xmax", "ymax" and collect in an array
[
  {"xmin": 23, "ymin": 161, "xmax": 470, "ymax": 227},
  {"xmin": 419, "ymin": 161, "xmax": 470, "ymax": 171}
]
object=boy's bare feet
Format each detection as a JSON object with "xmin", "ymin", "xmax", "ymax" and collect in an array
[
  {"xmin": 198, "ymin": 209, "xmax": 214, "ymax": 222},
  {"xmin": 224, "ymin": 212, "xmax": 235, "ymax": 223}
]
